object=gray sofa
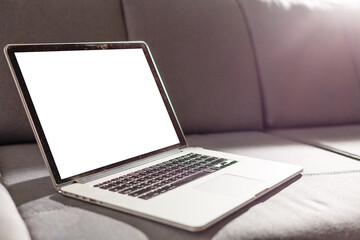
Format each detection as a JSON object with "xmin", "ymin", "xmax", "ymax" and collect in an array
[{"xmin": 1, "ymin": 0, "xmax": 360, "ymax": 239}]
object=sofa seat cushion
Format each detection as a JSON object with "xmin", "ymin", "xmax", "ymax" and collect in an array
[
  {"xmin": 0, "ymin": 144, "xmax": 48, "ymax": 187},
  {"xmin": 2, "ymin": 131, "xmax": 360, "ymax": 239},
  {"xmin": 0, "ymin": 144, "xmax": 53, "ymax": 206},
  {"xmin": 18, "ymin": 175, "xmax": 360, "ymax": 240},
  {"xmin": 187, "ymin": 131, "xmax": 360, "ymax": 239},
  {"xmin": 18, "ymin": 196, "xmax": 148, "ymax": 240},
  {"xmin": 187, "ymin": 131, "xmax": 360, "ymax": 174},
  {"xmin": 271, "ymin": 124, "xmax": 360, "ymax": 159},
  {"xmin": 0, "ymin": 144, "xmax": 149, "ymax": 240},
  {"xmin": 212, "ymin": 173, "xmax": 360, "ymax": 240}
]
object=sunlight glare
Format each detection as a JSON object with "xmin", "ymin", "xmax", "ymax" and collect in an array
[{"xmin": 260, "ymin": 0, "xmax": 360, "ymax": 10}]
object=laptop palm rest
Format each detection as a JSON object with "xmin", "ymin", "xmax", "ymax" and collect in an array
[{"xmin": 194, "ymin": 174, "xmax": 267, "ymax": 198}]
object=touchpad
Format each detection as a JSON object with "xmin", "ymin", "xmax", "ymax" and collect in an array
[{"xmin": 195, "ymin": 174, "xmax": 267, "ymax": 198}]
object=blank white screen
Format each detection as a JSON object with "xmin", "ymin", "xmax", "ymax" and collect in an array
[{"xmin": 15, "ymin": 48, "xmax": 180, "ymax": 179}]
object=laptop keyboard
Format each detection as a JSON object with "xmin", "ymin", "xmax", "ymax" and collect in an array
[{"xmin": 93, "ymin": 153, "xmax": 237, "ymax": 200}]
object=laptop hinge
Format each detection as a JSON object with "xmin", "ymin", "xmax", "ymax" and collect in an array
[{"xmin": 69, "ymin": 148, "xmax": 184, "ymax": 185}]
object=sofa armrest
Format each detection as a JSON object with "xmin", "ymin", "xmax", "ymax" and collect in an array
[{"xmin": 0, "ymin": 183, "xmax": 31, "ymax": 240}]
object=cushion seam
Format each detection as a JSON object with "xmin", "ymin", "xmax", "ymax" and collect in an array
[{"xmin": 303, "ymin": 169, "xmax": 360, "ymax": 177}]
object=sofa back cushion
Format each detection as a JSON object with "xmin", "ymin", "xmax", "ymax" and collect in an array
[
  {"xmin": 343, "ymin": 8, "xmax": 360, "ymax": 87},
  {"xmin": 0, "ymin": 0, "xmax": 127, "ymax": 145},
  {"xmin": 240, "ymin": 0, "xmax": 360, "ymax": 128},
  {"xmin": 123, "ymin": 0, "xmax": 264, "ymax": 134}
]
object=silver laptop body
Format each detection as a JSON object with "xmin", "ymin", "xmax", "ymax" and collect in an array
[{"xmin": 4, "ymin": 41, "xmax": 303, "ymax": 231}]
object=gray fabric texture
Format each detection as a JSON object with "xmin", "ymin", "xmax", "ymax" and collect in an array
[
  {"xmin": 212, "ymin": 173, "xmax": 360, "ymax": 240},
  {"xmin": 0, "ymin": 143, "xmax": 53, "ymax": 206},
  {"xmin": 0, "ymin": 183, "xmax": 31, "ymax": 240},
  {"xmin": 19, "ymin": 175, "xmax": 360, "ymax": 240},
  {"xmin": 19, "ymin": 197, "xmax": 148, "ymax": 240},
  {"xmin": 2, "ymin": 0, "xmax": 360, "ymax": 239},
  {"xmin": 0, "ymin": 144, "xmax": 214, "ymax": 240},
  {"xmin": 4, "ymin": 133, "xmax": 360, "ymax": 239},
  {"xmin": 271, "ymin": 124, "xmax": 360, "ymax": 159},
  {"xmin": 0, "ymin": 143, "xmax": 48, "ymax": 187},
  {"xmin": 343, "ymin": 8, "xmax": 360, "ymax": 90},
  {"xmin": 0, "ymin": 0, "xmax": 127, "ymax": 145},
  {"xmin": 187, "ymin": 131, "xmax": 360, "ymax": 174},
  {"xmin": 187, "ymin": 132, "xmax": 360, "ymax": 239},
  {"xmin": 239, "ymin": 0, "xmax": 360, "ymax": 128},
  {"xmin": 123, "ymin": 0, "xmax": 263, "ymax": 134}
]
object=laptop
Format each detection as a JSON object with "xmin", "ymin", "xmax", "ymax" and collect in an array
[{"xmin": 4, "ymin": 41, "xmax": 303, "ymax": 231}]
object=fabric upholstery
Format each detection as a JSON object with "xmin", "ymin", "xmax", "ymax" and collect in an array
[
  {"xmin": 187, "ymin": 132, "xmax": 360, "ymax": 239},
  {"xmin": 212, "ymin": 173, "xmax": 360, "ymax": 240},
  {"xmin": 0, "ymin": 183, "xmax": 31, "ymax": 240},
  {"xmin": 271, "ymin": 124, "xmax": 360, "ymax": 158},
  {"xmin": 0, "ymin": 144, "xmax": 49, "ymax": 188},
  {"xmin": 187, "ymin": 131, "xmax": 360, "ymax": 174},
  {"xmin": 0, "ymin": 0, "xmax": 127, "ymax": 145},
  {"xmin": 239, "ymin": 0, "xmax": 360, "ymax": 128},
  {"xmin": 19, "ymin": 175, "xmax": 360, "ymax": 240},
  {"xmin": 342, "ymin": 7, "xmax": 360, "ymax": 87},
  {"xmin": 123, "ymin": 0, "xmax": 263, "ymax": 134},
  {"xmin": 19, "ymin": 197, "xmax": 148, "ymax": 240},
  {"xmin": 3, "ymin": 131, "xmax": 360, "ymax": 239},
  {"xmin": 0, "ymin": 144, "xmax": 53, "ymax": 206},
  {"xmin": 2, "ymin": 0, "xmax": 360, "ymax": 239}
]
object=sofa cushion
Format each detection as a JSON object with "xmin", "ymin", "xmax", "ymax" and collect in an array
[
  {"xmin": 0, "ymin": 0, "xmax": 127, "ymax": 145},
  {"xmin": 239, "ymin": 0, "xmax": 360, "ymax": 128},
  {"xmin": 0, "ymin": 143, "xmax": 54, "ymax": 206},
  {"xmin": 187, "ymin": 131, "xmax": 360, "ymax": 239},
  {"xmin": 344, "ymin": 7, "xmax": 360, "ymax": 94},
  {"xmin": 187, "ymin": 131, "xmax": 360, "ymax": 174},
  {"xmin": 3, "ymin": 132, "xmax": 360, "ymax": 239},
  {"xmin": 0, "ymin": 144, "xmax": 48, "ymax": 187},
  {"xmin": 212, "ymin": 173, "xmax": 360, "ymax": 240},
  {"xmin": 0, "ymin": 183, "xmax": 31, "ymax": 240},
  {"xmin": 342, "ymin": 6, "xmax": 360, "ymax": 86},
  {"xmin": 270, "ymin": 124, "xmax": 360, "ymax": 159},
  {"xmin": 19, "ymin": 196, "xmax": 148, "ymax": 240},
  {"xmin": 123, "ymin": 0, "xmax": 263, "ymax": 134}
]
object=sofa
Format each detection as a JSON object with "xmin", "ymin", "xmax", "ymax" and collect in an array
[{"xmin": 1, "ymin": 0, "xmax": 360, "ymax": 239}]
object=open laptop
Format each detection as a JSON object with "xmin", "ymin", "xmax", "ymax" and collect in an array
[{"xmin": 4, "ymin": 41, "xmax": 303, "ymax": 231}]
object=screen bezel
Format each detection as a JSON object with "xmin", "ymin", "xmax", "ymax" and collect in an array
[{"xmin": 5, "ymin": 42, "xmax": 187, "ymax": 186}]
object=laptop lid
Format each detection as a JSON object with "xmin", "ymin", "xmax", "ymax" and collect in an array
[{"xmin": 4, "ymin": 42, "xmax": 187, "ymax": 187}]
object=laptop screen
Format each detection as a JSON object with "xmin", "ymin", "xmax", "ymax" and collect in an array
[{"xmin": 6, "ymin": 42, "xmax": 186, "ymax": 184}]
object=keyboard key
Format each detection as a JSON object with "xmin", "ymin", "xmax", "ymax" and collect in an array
[
  {"xmin": 172, "ymin": 171, "xmax": 209, "ymax": 188},
  {"xmin": 139, "ymin": 191, "xmax": 160, "ymax": 200},
  {"xmin": 129, "ymin": 187, "xmax": 153, "ymax": 197}
]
